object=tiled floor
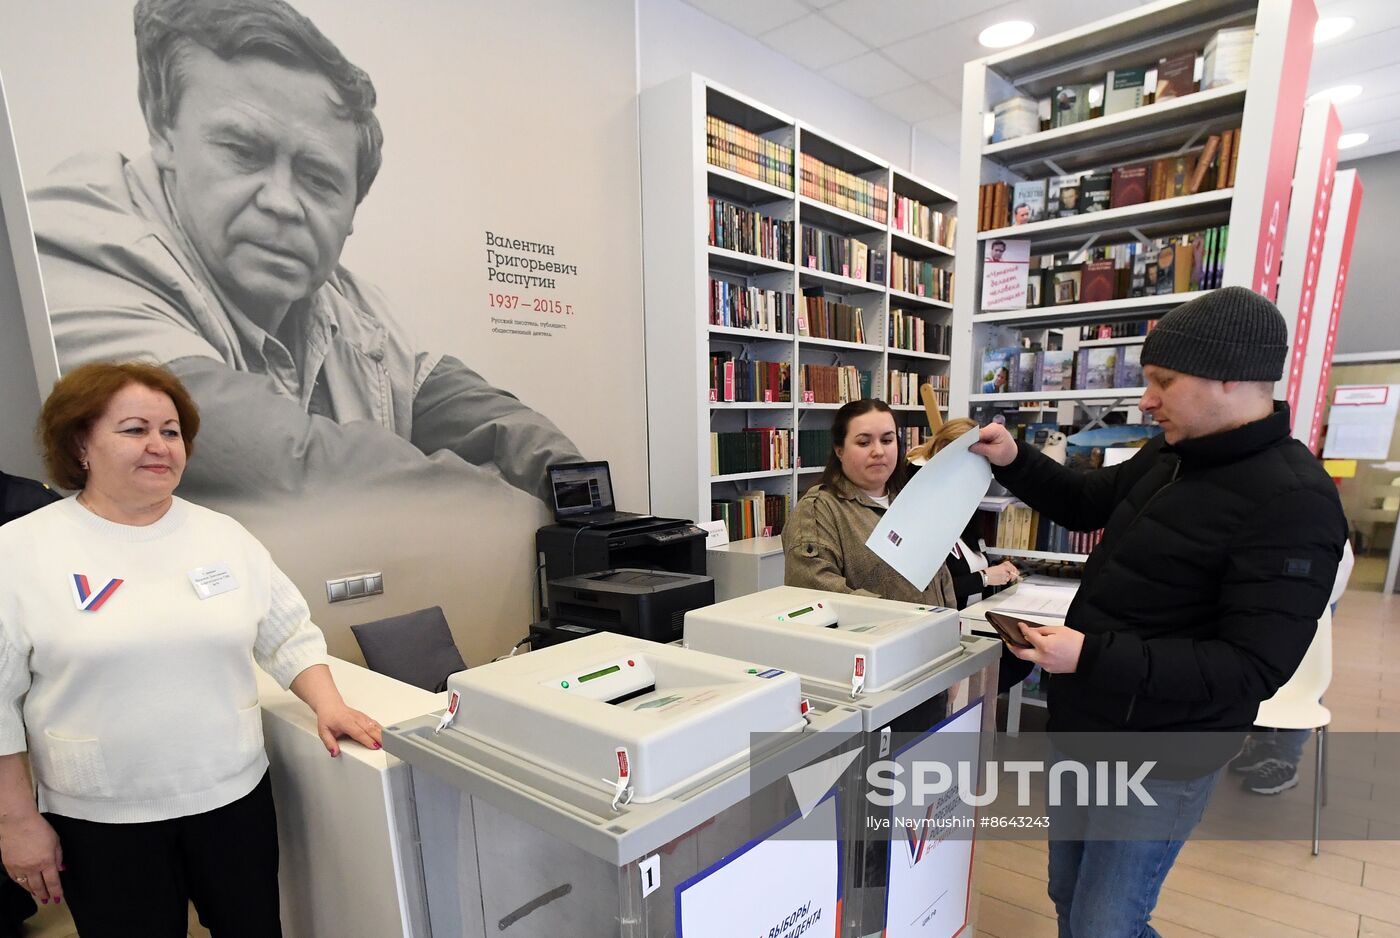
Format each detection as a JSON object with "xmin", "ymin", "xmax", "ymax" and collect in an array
[{"xmin": 974, "ymin": 587, "xmax": 1400, "ymax": 938}]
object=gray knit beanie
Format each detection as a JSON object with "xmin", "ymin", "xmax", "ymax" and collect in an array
[{"xmin": 1140, "ymin": 286, "xmax": 1287, "ymax": 381}]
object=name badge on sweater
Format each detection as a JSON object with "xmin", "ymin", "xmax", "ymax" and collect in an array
[{"xmin": 188, "ymin": 563, "xmax": 239, "ymax": 599}]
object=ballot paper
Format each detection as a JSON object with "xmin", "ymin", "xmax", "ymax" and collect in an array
[
  {"xmin": 992, "ymin": 583, "xmax": 1074, "ymax": 619},
  {"xmin": 866, "ymin": 427, "xmax": 992, "ymax": 590}
]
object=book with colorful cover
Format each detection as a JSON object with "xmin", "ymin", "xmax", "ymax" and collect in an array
[
  {"xmin": 1040, "ymin": 350, "xmax": 1074, "ymax": 390},
  {"xmin": 980, "ymin": 347, "xmax": 1021, "ymax": 394},
  {"xmin": 1012, "ymin": 180, "xmax": 1047, "ymax": 225}
]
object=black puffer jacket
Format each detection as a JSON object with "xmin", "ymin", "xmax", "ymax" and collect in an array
[{"xmin": 993, "ymin": 404, "xmax": 1346, "ymax": 738}]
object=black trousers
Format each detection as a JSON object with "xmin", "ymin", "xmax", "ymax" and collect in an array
[{"xmin": 45, "ymin": 773, "xmax": 281, "ymax": 938}]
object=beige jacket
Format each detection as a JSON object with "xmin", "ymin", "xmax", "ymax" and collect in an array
[{"xmin": 782, "ymin": 475, "xmax": 957, "ymax": 607}]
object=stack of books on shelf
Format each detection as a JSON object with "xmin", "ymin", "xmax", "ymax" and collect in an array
[
  {"xmin": 709, "ymin": 353, "xmax": 791, "ymax": 403},
  {"xmin": 979, "ymin": 343, "xmax": 1142, "ymax": 394},
  {"xmin": 889, "ymin": 310, "xmax": 952, "ymax": 354},
  {"xmin": 800, "ymin": 227, "xmax": 883, "ymax": 282},
  {"xmin": 799, "ymin": 153, "xmax": 888, "ymax": 223},
  {"xmin": 798, "ymin": 429, "xmax": 832, "ymax": 469},
  {"xmin": 977, "ymin": 503, "xmax": 1104, "ymax": 556},
  {"xmin": 712, "ymin": 491, "xmax": 788, "ymax": 541},
  {"xmin": 891, "ymin": 195, "xmax": 956, "ymax": 247},
  {"xmin": 710, "ymin": 428, "xmax": 792, "ymax": 475},
  {"xmin": 708, "ymin": 197, "xmax": 793, "ymax": 261},
  {"xmin": 709, "ymin": 280, "xmax": 794, "ymax": 332},
  {"xmin": 902, "ymin": 427, "xmax": 927, "ymax": 450},
  {"xmin": 800, "ymin": 364, "xmax": 870, "ymax": 404},
  {"xmin": 706, "ymin": 114, "xmax": 794, "ymax": 190},
  {"xmin": 984, "ymin": 225, "xmax": 1228, "ymax": 311},
  {"xmin": 799, "ymin": 294, "xmax": 866, "ymax": 342},
  {"xmin": 977, "ymin": 127, "xmax": 1241, "ymax": 231},
  {"xmin": 890, "ymin": 252, "xmax": 954, "ymax": 302},
  {"xmin": 888, "ymin": 371, "xmax": 949, "ymax": 406},
  {"xmin": 987, "ymin": 26, "xmax": 1253, "ymax": 145}
]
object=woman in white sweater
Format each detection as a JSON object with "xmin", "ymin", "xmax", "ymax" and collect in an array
[{"xmin": 0, "ymin": 362, "xmax": 381, "ymax": 935}]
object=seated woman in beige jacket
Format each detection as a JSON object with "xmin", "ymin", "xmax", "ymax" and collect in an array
[{"xmin": 783, "ymin": 399, "xmax": 956, "ymax": 607}]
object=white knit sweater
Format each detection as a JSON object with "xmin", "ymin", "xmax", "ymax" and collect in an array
[{"xmin": 0, "ymin": 496, "xmax": 327, "ymax": 823}]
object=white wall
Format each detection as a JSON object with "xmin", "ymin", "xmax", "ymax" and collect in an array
[
  {"xmin": 636, "ymin": 0, "xmax": 959, "ymax": 188},
  {"xmin": 1335, "ymin": 151, "xmax": 1393, "ymax": 356}
]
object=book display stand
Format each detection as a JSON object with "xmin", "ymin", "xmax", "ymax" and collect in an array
[{"xmin": 951, "ymin": 0, "xmax": 1318, "ymax": 562}]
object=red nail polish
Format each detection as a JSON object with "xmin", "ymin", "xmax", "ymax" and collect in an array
[
  {"xmin": 330, "ymin": 749, "xmax": 339, "ymax": 757},
  {"xmin": 58, "ymin": 864, "xmax": 65, "ymax": 872},
  {"xmin": 54, "ymin": 897, "xmax": 61, "ymax": 905},
  {"xmin": 41, "ymin": 899, "xmax": 47, "ymax": 905},
  {"xmin": 373, "ymin": 742, "xmax": 382, "ymax": 750}
]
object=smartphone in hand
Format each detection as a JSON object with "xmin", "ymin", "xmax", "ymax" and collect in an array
[{"xmin": 984, "ymin": 610, "xmax": 1035, "ymax": 649}]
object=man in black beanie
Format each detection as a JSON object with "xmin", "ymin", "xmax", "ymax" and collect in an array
[{"xmin": 972, "ymin": 286, "xmax": 1346, "ymax": 937}]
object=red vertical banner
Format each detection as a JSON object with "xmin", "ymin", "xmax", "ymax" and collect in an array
[
  {"xmin": 1252, "ymin": 0, "xmax": 1319, "ymax": 301},
  {"xmin": 1309, "ymin": 175, "xmax": 1365, "ymax": 451},
  {"xmin": 1285, "ymin": 105, "xmax": 1342, "ymax": 415}
]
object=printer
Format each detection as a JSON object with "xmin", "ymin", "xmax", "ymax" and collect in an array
[
  {"xmin": 536, "ymin": 516, "xmax": 706, "ymax": 606},
  {"xmin": 532, "ymin": 568, "xmax": 714, "ymax": 648}
]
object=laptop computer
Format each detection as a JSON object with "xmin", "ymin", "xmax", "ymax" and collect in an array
[{"xmin": 548, "ymin": 461, "xmax": 653, "ymax": 527}]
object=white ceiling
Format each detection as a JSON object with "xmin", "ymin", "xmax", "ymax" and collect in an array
[{"xmin": 681, "ymin": 0, "xmax": 1400, "ymax": 163}]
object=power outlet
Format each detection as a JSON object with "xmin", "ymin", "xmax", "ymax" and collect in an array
[{"xmin": 326, "ymin": 572, "xmax": 384, "ymax": 603}]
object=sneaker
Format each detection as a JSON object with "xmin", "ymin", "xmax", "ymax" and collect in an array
[
  {"xmin": 1244, "ymin": 759, "xmax": 1300, "ymax": 795},
  {"xmin": 1228, "ymin": 735, "xmax": 1275, "ymax": 774}
]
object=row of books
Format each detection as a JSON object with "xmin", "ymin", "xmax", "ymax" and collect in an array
[
  {"xmin": 708, "ymin": 280, "xmax": 794, "ymax": 333},
  {"xmin": 980, "ymin": 344, "xmax": 1143, "ymax": 394},
  {"xmin": 708, "ymin": 354, "xmax": 791, "ymax": 403},
  {"xmin": 710, "ymin": 428, "xmax": 792, "ymax": 476},
  {"xmin": 979, "ymin": 504, "xmax": 1104, "ymax": 556},
  {"xmin": 889, "ymin": 311, "xmax": 953, "ymax": 355},
  {"xmin": 707, "ymin": 197, "xmax": 793, "ymax": 261},
  {"xmin": 979, "ymin": 127, "xmax": 1241, "ymax": 231},
  {"xmin": 1079, "ymin": 318, "xmax": 1158, "ymax": 340},
  {"xmin": 800, "ymin": 153, "xmax": 889, "ymax": 224},
  {"xmin": 890, "ymin": 252, "xmax": 954, "ymax": 302},
  {"xmin": 888, "ymin": 371, "xmax": 949, "ymax": 406},
  {"xmin": 798, "ymin": 295, "xmax": 866, "ymax": 343},
  {"xmin": 799, "ymin": 429, "xmax": 832, "ymax": 470},
  {"xmin": 705, "ymin": 114, "xmax": 794, "ymax": 191},
  {"xmin": 800, "ymin": 364, "xmax": 871, "ymax": 404},
  {"xmin": 800, "ymin": 227, "xmax": 883, "ymax": 282},
  {"xmin": 981, "ymin": 225, "xmax": 1229, "ymax": 312},
  {"xmin": 990, "ymin": 27, "xmax": 1252, "ymax": 142},
  {"xmin": 712, "ymin": 492, "xmax": 788, "ymax": 541},
  {"xmin": 891, "ymin": 195, "xmax": 956, "ymax": 248}
]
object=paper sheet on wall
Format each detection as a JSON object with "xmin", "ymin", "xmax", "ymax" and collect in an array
[{"xmin": 867, "ymin": 428, "xmax": 992, "ymax": 591}]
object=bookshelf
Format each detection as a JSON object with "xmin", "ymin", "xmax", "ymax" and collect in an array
[
  {"xmin": 951, "ymin": 0, "xmax": 1317, "ymax": 433},
  {"xmin": 951, "ymin": 0, "xmax": 1316, "ymax": 562},
  {"xmin": 641, "ymin": 74, "xmax": 960, "ymax": 542}
]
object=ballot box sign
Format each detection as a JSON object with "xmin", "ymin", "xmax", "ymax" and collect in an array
[
  {"xmin": 1323, "ymin": 385, "xmax": 1400, "ymax": 460},
  {"xmin": 675, "ymin": 794, "xmax": 841, "ymax": 937},
  {"xmin": 883, "ymin": 702, "xmax": 983, "ymax": 938}
]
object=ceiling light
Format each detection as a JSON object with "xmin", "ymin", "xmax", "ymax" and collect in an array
[
  {"xmin": 1337, "ymin": 132, "xmax": 1369, "ymax": 150},
  {"xmin": 1314, "ymin": 16, "xmax": 1355, "ymax": 44},
  {"xmin": 1310, "ymin": 84, "xmax": 1362, "ymax": 104},
  {"xmin": 979, "ymin": 21, "xmax": 1035, "ymax": 49}
]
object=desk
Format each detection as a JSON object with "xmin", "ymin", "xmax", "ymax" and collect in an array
[
  {"xmin": 257, "ymin": 659, "xmax": 446, "ymax": 938},
  {"xmin": 959, "ymin": 576, "xmax": 1079, "ymax": 734}
]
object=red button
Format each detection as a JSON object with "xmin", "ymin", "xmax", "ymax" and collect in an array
[{"xmin": 628, "ymin": 659, "xmax": 635, "ymax": 667}]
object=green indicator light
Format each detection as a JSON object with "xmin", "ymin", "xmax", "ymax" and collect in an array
[
  {"xmin": 561, "ymin": 681, "xmax": 570, "ymax": 689},
  {"xmin": 748, "ymin": 668, "xmax": 758, "ymax": 674}
]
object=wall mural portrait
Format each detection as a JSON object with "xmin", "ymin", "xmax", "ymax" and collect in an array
[{"xmin": 0, "ymin": 0, "xmax": 648, "ymax": 663}]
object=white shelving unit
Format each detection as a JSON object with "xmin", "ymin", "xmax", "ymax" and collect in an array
[
  {"xmin": 951, "ymin": 0, "xmax": 1317, "ymax": 559},
  {"xmin": 640, "ymin": 74, "xmax": 959, "ymax": 539}
]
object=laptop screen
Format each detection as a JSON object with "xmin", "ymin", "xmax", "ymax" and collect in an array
[{"xmin": 549, "ymin": 462, "xmax": 616, "ymax": 518}]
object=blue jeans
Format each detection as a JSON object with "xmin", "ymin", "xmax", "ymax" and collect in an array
[{"xmin": 1047, "ymin": 757, "xmax": 1221, "ymax": 938}]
